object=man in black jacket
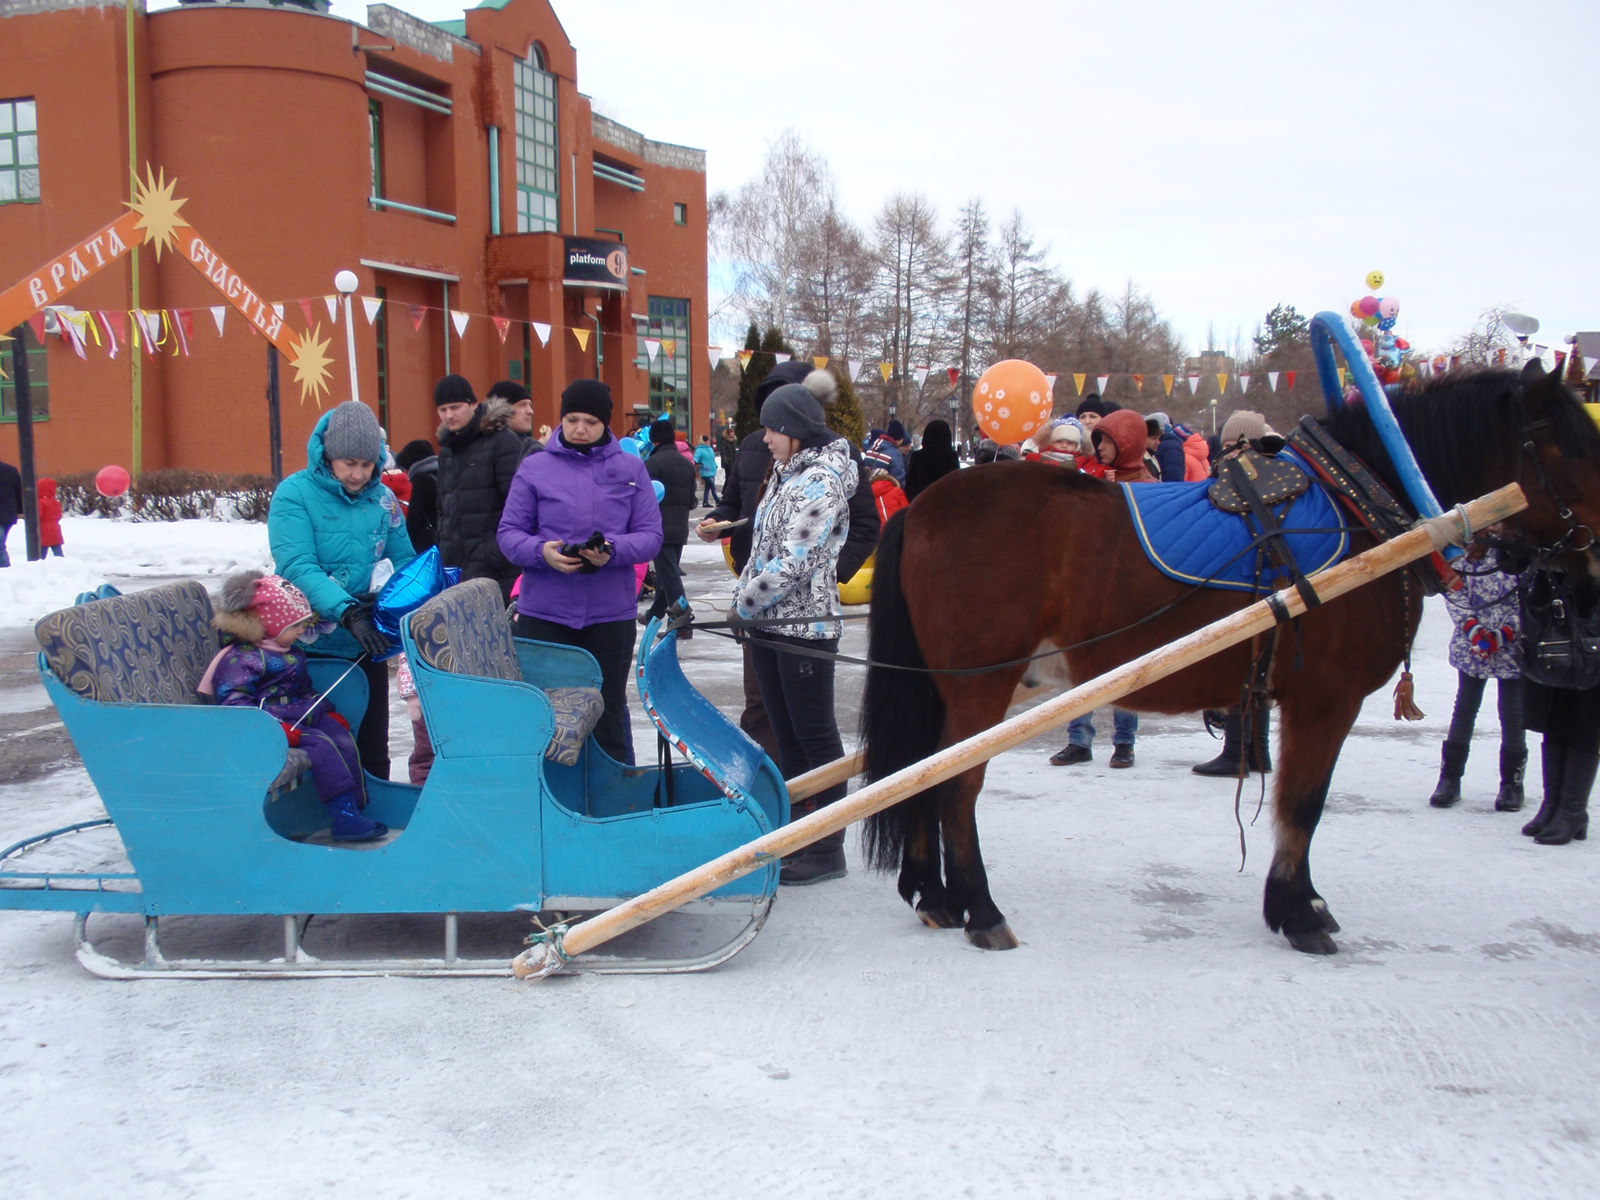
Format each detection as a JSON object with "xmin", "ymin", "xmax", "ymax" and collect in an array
[
  {"xmin": 0, "ymin": 456, "xmax": 22, "ymax": 568},
  {"xmin": 696, "ymin": 362, "xmax": 878, "ymax": 758},
  {"xmin": 642, "ymin": 419, "xmax": 698, "ymax": 634},
  {"xmin": 433, "ymin": 374, "xmax": 524, "ymax": 602}
]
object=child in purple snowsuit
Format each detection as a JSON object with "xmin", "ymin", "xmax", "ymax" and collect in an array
[{"xmin": 199, "ymin": 570, "xmax": 386, "ymax": 842}]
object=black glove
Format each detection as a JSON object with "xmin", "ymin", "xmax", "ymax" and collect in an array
[
  {"xmin": 726, "ymin": 608, "xmax": 756, "ymax": 639},
  {"xmin": 341, "ymin": 603, "xmax": 390, "ymax": 658}
]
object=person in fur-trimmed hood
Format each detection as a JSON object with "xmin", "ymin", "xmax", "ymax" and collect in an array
[
  {"xmin": 434, "ymin": 374, "xmax": 525, "ymax": 602},
  {"xmin": 734, "ymin": 383, "xmax": 857, "ymax": 886},
  {"xmin": 199, "ymin": 570, "xmax": 386, "ymax": 842}
]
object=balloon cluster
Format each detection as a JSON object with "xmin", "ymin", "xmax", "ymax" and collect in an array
[{"xmin": 1349, "ymin": 271, "xmax": 1412, "ymax": 386}]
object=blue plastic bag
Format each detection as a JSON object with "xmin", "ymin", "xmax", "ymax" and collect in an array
[{"xmin": 373, "ymin": 547, "xmax": 461, "ymax": 658}]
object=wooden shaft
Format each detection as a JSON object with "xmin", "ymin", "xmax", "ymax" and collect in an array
[{"xmin": 542, "ymin": 483, "xmax": 1526, "ymax": 967}]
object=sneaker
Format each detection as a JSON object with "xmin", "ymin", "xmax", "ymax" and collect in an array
[
  {"xmin": 1049, "ymin": 744, "xmax": 1092, "ymax": 766},
  {"xmin": 1109, "ymin": 744, "xmax": 1135, "ymax": 769}
]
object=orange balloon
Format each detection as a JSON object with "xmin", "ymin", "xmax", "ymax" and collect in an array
[{"xmin": 972, "ymin": 359, "xmax": 1052, "ymax": 445}]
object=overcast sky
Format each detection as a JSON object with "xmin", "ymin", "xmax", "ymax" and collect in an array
[{"xmin": 298, "ymin": 0, "xmax": 1596, "ymax": 359}]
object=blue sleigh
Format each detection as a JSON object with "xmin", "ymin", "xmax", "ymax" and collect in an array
[{"xmin": 1, "ymin": 578, "xmax": 787, "ymax": 977}]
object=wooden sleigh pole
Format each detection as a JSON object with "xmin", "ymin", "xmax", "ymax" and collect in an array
[{"xmin": 514, "ymin": 483, "xmax": 1527, "ymax": 979}]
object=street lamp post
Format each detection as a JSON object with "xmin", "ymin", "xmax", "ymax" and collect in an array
[{"xmin": 334, "ymin": 269, "xmax": 361, "ymax": 406}]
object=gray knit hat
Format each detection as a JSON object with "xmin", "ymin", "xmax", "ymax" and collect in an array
[
  {"xmin": 322, "ymin": 401, "xmax": 384, "ymax": 464},
  {"xmin": 760, "ymin": 383, "xmax": 831, "ymax": 442},
  {"xmin": 1219, "ymin": 409, "xmax": 1272, "ymax": 447}
]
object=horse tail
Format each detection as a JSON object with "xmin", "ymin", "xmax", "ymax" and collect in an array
[{"xmin": 862, "ymin": 508, "xmax": 947, "ymax": 875}]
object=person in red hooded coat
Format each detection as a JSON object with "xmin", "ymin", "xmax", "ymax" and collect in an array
[{"xmin": 36, "ymin": 477, "xmax": 64, "ymax": 556}]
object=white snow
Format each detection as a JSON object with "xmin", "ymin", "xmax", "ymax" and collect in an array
[{"xmin": 0, "ymin": 522, "xmax": 1597, "ymax": 1198}]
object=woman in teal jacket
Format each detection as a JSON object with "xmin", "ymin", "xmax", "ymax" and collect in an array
[{"xmin": 268, "ymin": 401, "xmax": 416, "ymax": 779}]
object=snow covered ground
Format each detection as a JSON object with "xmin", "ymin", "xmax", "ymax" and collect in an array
[{"xmin": 0, "ymin": 518, "xmax": 1597, "ymax": 1198}]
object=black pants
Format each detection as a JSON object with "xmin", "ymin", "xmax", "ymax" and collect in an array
[
  {"xmin": 647, "ymin": 543, "xmax": 685, "ymax": 618},
  {"xmin": 356, "ymin": 656, "xmax": 391, "ymax": 780},
  {"xmin": 515, "ymin": 614, "xmax": 638, "ymax": 765},
  {"xmin": 748, "ymin": 632, "xmax": 845, "ymax": 807},
  {"xmin": 1446, "ymin": 671, "xmax": 1525, "ymax": 753}
]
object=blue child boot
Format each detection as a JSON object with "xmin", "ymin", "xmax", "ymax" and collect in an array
[{"xmin": 325, "ymin": 789, "xmax": 388, "ymax": 842}]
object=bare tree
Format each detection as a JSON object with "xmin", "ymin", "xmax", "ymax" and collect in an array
[
  {"xmin": 950, "ymin": 198, "xmax": 994, "ymax": 407},
  {"xmin": 1451, "ymin": 305, "xmax": 1520, "ymax": 366},
  {"xmin": 865, "ymin": 192, "xmax": 954, "ymax": 426},
  {"xmin": 791, "ymin": 200, "xmax": 873, "ymax": 362}
]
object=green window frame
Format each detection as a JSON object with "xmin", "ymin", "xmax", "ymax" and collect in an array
[
  {"xmin": 0, "ymin": 97, "xmax": 40, "ymax": 205},
  {"xmin": 641, "ymin": 296, "xmax": 690, "ymax": 423},
  {"xmin": 673, "ymin": 202, "xmax": 687, "ymax": 226},
  {"xmin": 513, "ymin": 46, "xmax": 559, "ymax": 234},
  {"xmin": 369, "ymin": 100, "xmax": 384, "ymax": 200},
  {"xmin": 0, "ymin": 323, "xmax": 49, "ymax": 421},
  {"xmin": 373, "ymin": 284, "xmax": 390, "ymax": 430}
]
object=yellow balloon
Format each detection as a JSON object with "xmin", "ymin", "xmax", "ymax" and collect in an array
[{"xmin": 1365, "ymin": 270, "xmax": 1385, "ymax": 290}]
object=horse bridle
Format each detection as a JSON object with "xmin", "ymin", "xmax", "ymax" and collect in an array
[{"xmin": 1517, "ymin": 416, "xmax": 1596, "ymax": 557}]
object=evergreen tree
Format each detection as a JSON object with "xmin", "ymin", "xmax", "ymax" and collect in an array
[
  {"xmin": 826, "ymin": 369, "xmax": 867, "ymax": 445},
  {"xmin": 734, "ymin": 325, "xmax": 794, "ymax": 438},
  {"xmin": 1252, "ymin": 303, "xmax": 1309, "ymax": 359}
]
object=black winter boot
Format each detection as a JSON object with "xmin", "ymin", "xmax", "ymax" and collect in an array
[
  {"xmin": 1534, "ymin": 748, "xmax": 1595, "ymax": 845},
  {"xmin": 1522, "ymin": 740, "xmax": 1565, "ymax": 837},
  {"xmin": 1429, "ymin": 740, "xmax": 1470, "ymax": 808},
  {"xmin": 1494, "ymin": 748, "xmax": 1527, "ymax": 813},
  {"xmin": 780, "ymin": 829, "xmax": 847, "ymax": 885},
  {"xmin": 1192, "ymin": 710, "xmax": 1244, "ymax": 776}
]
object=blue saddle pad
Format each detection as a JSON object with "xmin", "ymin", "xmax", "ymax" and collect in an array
[{"xmin": 1123, "ymin": 456, "xmax": 1349, "ymax": 593}]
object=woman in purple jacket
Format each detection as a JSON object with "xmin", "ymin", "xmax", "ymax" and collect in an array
[{"xmin": 497, "ymin": 380, "xmax": 663, "ymax": 764}]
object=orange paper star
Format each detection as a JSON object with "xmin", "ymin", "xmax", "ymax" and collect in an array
[{"xmin": 124, "ymin": 164, "xmax": 191, "ymax": 261}]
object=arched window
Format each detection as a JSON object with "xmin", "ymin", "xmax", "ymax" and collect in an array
[{"xmin": 513, "ymin": 44, "xmax": 559, "ymax": 233}]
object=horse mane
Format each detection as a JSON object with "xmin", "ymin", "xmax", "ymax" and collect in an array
[{"xmin": 1316, "ymin": 368, "xmax": 1596, "ymax": 508}]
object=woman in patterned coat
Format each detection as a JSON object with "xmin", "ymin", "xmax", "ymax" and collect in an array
[{"xmin": 734, "ymin": 383, "xmax": 856, "ymax": 885}]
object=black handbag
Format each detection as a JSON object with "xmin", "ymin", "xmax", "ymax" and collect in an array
[{"xmin": 1520, "ymin": 566, "xmax": 1600, "ymax": 691}]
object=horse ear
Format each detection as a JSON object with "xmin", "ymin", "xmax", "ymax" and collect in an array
[{"xmin": 1521, "ymin": 357, "xmax": 1546, "ymax": 384}]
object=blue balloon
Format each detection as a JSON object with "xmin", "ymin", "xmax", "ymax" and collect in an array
[
  {"xmin": 651, "ymin": 479, "xmax": 666, "ymax": 502},
  {"xmin": 619, "ymin": 436, "xmax": 642, "ymax": 456}
]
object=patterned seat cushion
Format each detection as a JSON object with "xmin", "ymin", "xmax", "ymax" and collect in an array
[
  {"xmin": 410, "ymin": 579, "xmax": 604, "ymax": 764},
  {"xmin": 35, "ymin": 580, "xmax": 217, "ymax": 704}
]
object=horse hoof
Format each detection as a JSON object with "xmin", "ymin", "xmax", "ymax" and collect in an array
[
  {"xmin": 1284, "ymin": 927, "xmax": 1339, "ymax": 955},
  {"xmin": 965, "ymin": 922, "xmax": 1019, "ymax": 951},
  {"xmin": 1310, "ymin": 899, "xmax": 1341, "ymax": 933},
  {"xmin": 916, "ymin": 900, "xmax": 963, "ymax": 930}
]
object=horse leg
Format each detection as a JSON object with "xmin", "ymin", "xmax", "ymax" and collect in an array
[
  {"xmin": 894, "ymin": 785, "xmax": 962, "ymax": 930},
  {"xmin": 934, "ymin": 764, "xmax": 1018, "ymax": 950},
  {"xmin": 1263, "ymin": 693, "xmax": 1361, "ymax": 955}
]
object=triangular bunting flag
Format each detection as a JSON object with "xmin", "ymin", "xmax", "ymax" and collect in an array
[
  {"xmin": 26, "ymin": 313, "xmax": 46, "ymax": 343},
  {"xmin": 1131, "ymin": 374, "xmax": 1144, "ymax": 391},
  {"xmin": 573, "ymin": 327, "xmax": 591, "ymax": 351},
  {"xmin": 362, "ymin": 296, "xmax": 383, "ymax": 324},
  {"xmin": 738, "ymin": 349, "xmax": 754, "ymax": 370},
  {"xmin": 60, "ymin": 314, "xmax": 87, "ymax": 360},
  {"xmin": 913, "ymin": 366, "xmax": 929, "ymax": 387},
  {"xmin": 1216, "ymin": 373, "xmax": 1229, "ymax": 394},
  {"xmin": 848, "ymin": 359, "xmax": 862, "ymax": 379},
  {"xmin": 707, "ymin": 346, "xmax": 723, "ymax": 369},
  {"xmin": 947, "ymin": 366, "xmax": 960, "ymax": 387},
  {"xmin": 813, "ymin": 356, "xmax": 829, "ymax": 370},
  {"xmin": 661, "ymin": 338, "xmax": 676, "ymax": 360},
  {"xmin": 532, "ymin": 322, "xmax": 551, "ymax": 347},
  {"xmin": 271, "ymin": 304, "xmax": 284, "ymax": 321},
  {"xmin": 644, "ymin": 338, "xmax": 661, "ymax": 363},
  {"xmin": 1186, "ymin": 374, "xmax": 1200, "ymax": 395},
  {"xmin": 408, "ymin": 304, "xmax": 427, "ymax": 332},
  {"xmin": 1072, "ymin": 373, "xmax": 1086, "ymax": 396},
  {"xmin": 492, "ymin": 316, "xmax": 511, "ymax": 344},
  {"xmin": 450, "ymin": 310, "xmax": 470, "ymax": 338},
  {"xmin": 324, "ymin": 295, "xmax": 340, "ymax": 323},
  {"xmin": 1238, "ymin": 373, "xmax": 1251, "ymax": 393},
  {"xmin": 1162, "ymin": 374, "xmax": 1175, "ymax": 396},
  {"xmin": 210, "ymin": 306, "xmax": 227, "ymax": 336},
  {"xmin": 100, "ymin": 310, "xmax": 125, "ymax": 357},
  {"xmin": 1267, "ymin": 371, "xmax": 1279, "ymax": 392},
  {"xmin": 298, "ymin": 298, "xmax": 316, "ymax": 328},
  {"xmin": 174, "ymin": 309, "xmax": 195, "ymax": 357},
  {"xmin": 1285, "ymin": 370, "xmax": 1297, "ymax": 391},
  {"xmin": 878, "ymin": 362, "xmax": 893, "ymax": 383},
  {"xmin": 773, "ymin": 352, "xmax": 791, "ymax": 364},
  {"xmin": 1044, "ymin": 373, "xmax": 1057, "ymax": 399},
  {"xmin": 1096, "ymin": 374, "xmax": 1110, "ymax": 395}
]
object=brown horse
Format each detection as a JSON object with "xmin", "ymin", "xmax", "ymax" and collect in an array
[{"xmin": 861, "ymin": 361, "xmax": 1600, "ymax": 954}]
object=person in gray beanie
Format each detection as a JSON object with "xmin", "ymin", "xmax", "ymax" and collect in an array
[
  {"xmin": 759, "ymin": 383, "xmax": 833, "ymax": 443},
  {"xmin": 267, "ymin": 399, "xmax": 416, "ymax": 781}
]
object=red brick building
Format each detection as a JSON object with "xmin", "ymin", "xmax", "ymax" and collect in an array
[{"xmin": 0, "ymin": 0, "xmax": 710, "ymax": 476}]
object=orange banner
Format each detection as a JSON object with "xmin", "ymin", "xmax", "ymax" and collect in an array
[
  {"xmin": 176, "ymin": 229, "xmax": 297, "ymax": 357},
  {"xmin": 0, "ymin": 210, "xmax": 144, "ymax": 334}
]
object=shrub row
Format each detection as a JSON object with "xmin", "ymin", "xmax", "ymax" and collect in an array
[{"xmin": 53, "ymin": 470, "xmax": 277, "ymax": 523}]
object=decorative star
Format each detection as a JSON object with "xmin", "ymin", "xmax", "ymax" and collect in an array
[
  {"xmin": 288, "ymin": 325, "xmax": 334, "ymax": 405},
  {"xmin": 124, "ymin": 164, "xmax": 191, "ymax": 261}
]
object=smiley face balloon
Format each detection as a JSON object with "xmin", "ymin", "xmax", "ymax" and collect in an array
[
  {"xmin": 1366, "ymin": 270, "xmax": 1385, "ymax": 290},
  {"xmin": 973, "ymin": 359, "xmax": 1053, "ymax": 445}
]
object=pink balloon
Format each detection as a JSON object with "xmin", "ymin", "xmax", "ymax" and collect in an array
[
  {"xmin": 95, "ymin": 465, "xmax": 131, "ymax": 498},
  {"xmin": 1357, "ymin": 295, "xmax": 1380, "ymax": 317},
  {"xmin": 1378, "ymin": 297, "xmax": 1399, "ymax": 319}
]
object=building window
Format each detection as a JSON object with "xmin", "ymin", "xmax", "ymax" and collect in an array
[
  {"xmin": 369, "ymin": 100, "xmax": 384, "ymax": 200},
  {"xmin": 641, "ymin": 296, "xmax": 690, "ymax": 421},
  {"xmin": 0, "ymin": 97, "xmax": 40, "ymax": 204},
  {"xmin": 513, "ymin": 46, "xmax": 559, "ymax": 233},
  {"xmin": 373, "ymin": 284, "xmax": 390, "ymax": 430},
  {"xmin": 673, "ymin": 202, "xmax": 687, "ymax": 226},
  {"xmin": 0, "ymin": 323, "xmax": 49, "ymax": 420}
]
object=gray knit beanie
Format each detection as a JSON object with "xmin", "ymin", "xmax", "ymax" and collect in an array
[
  {"xmin": 322, "ymin": 401, "xmax": 385, "ymax": 464},
  {"xmin": 760, "ymin": 383, "xmax": 831, "ymax": 442},
  {"xmin": 1219, "ymin": 409, "xmax": 1269, "ymax": 447}
]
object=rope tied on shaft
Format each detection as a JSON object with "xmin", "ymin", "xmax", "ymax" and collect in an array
[{"xmin": 511, "ymin": 922, "xmax": 573, "ymax": 979}]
